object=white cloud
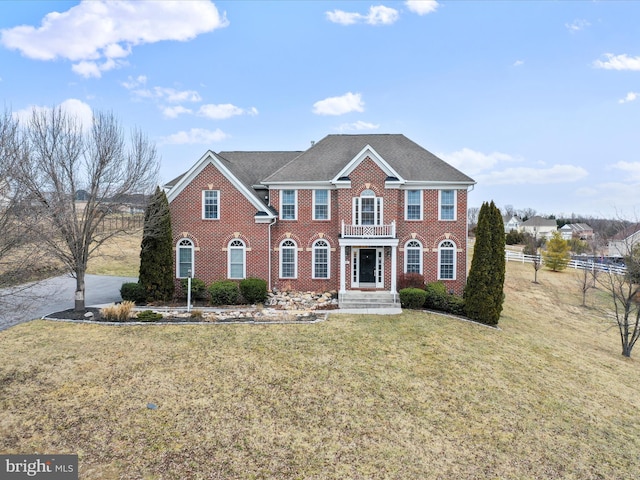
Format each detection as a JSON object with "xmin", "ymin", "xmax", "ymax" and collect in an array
[
  {"xmin": 121, "ymin": 75, "xmax": 147, "ymax": 90},
  {"xmin": 593, "ymin": 53, "xmax": 640, "ymax": 71},
  {"xmin": 513, "ymin": 60, "xmax": 524, "ymax": 67},
  {"xmin": 405, "ymin": 1, "xmax": 439, "ymax": 15},
  {"xmin": 161, "ymin": 128, "xmax": 229, "ymax": 145},
  {"xmin": 565, "ymin": 19, "xmax": 590, "ymax": 33},
  {"xmin": 439, "ymin": 148, "xmax": 519, "ymax": 176},
  {"xmin": 13, "ymin": 98, "xmax": 94, "ymax": 132},
  {"xmin": 198, "ymin": 103, "xmax": 258, "ymax": 119},
  {"xmin": 326, "ymin": 5, "xmax": 399, "ymax": 26},
  {"xmin": 336, "ymin": 121, "xmax": 380, "ymax": 131},
  {"xmin": 162, "ymin": 106, "xmax": 193, "ymax": 119},
  {"xmin": 611, "ymin": 161, "xmax": 640, "ymax": 181},
  {"xmin": 618, "ymin": 92, "xmax": 639, "ymax": 104},
  {"xmin": 0, "ymin": 0, "xmax": 228, "ymax": 78},
  {"xmin": 476, "ymin": 165, "xmax": 588, "ymax": 186},
  {"xmin": 313, "ymin": 92, "xmax": 364, "ymax": 116}
]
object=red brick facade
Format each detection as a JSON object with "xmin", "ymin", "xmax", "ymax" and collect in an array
[{"xmin": 167, "ymin": 137, "xmax": 473, "ymax": 297}]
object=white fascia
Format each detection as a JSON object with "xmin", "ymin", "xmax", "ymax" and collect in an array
[{"xmin": 331, "ymin": 144, "xmax": 403, "ymax": 184}]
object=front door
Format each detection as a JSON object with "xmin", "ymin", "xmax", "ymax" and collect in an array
[{"xmin": 359, "ymin": 249, "xmax": 376, "ymax": 284}]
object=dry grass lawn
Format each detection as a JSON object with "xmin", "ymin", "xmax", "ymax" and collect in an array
[
  {"xmin": 1, "ymin": 261, "xmax": 639, "ymax": 479},
  {"xmin": 86, "ymin": 229, "xmax": 142, "ymax": 277}
]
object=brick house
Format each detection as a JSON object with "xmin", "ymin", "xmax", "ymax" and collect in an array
[{"xmin": 165, "ymin": 134, "xmax": 475, "ymax": 305}]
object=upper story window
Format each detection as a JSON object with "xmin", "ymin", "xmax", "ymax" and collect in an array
[
  {"xmin": 405, "ymin": 240, "xmax": 422, "ymax": 274},
  {"xmin": 279, "ymin": 239, "xmax": 297, "ymax": 278},
  {"xmin": 228, "ymin": 239, "xmax": 246, "ymax": 280},
  {"xmin": 406, "ymin": 190, "xmax": 422, "ymax": 220},
  {"xmin": 438, "ymin": 240, "xmax": 456, "ymax": 280},
  {"xmin": 353, "ymin": 189, "xmax": 383, "ymax": 226},
  {"xmin": 203, "ymin": 190, "xmax": 219, "ymax": 219},
  {"xmin": 177, "ymin": 238, "xmax": 194, "ymax": 278},
  {"xmin": 313, "ymin": 190, "xmax": 329, "ymax": 220},
  {"xmin": 280, "ymin": 190, "xmax": 297, "ymax": 220},
  {"xmin": 439, "ymin": 190, "xmax": 456, "ymax": 221}
]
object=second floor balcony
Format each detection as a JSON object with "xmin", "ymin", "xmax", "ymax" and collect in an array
[{"xmin": 341, "ymin": 220, "xmax": 396, "ymax": 238}]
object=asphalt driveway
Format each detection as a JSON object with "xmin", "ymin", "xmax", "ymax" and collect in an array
[{"xmin": 0, "ymin": 274, "xmax": 136, "ymax": 332}]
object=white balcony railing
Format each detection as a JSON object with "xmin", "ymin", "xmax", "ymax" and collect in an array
[{"xmin": 341, "ymin": 220, "xmax": 396, "ymax": 238}]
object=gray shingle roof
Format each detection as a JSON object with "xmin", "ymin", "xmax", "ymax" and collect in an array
[{"xmin": 262, "ymin": 134, "xmax": 475, "ymax": 184}]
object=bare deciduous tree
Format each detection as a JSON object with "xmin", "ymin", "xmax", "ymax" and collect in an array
[
  {"xmin": 597, "ymin": 227, "xmax": 640, "ymax": 357},
  {"xmin": 14, "ymin": 107, "xmax": 159, "ymax": 312}
]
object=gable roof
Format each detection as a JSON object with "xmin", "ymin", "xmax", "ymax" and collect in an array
[
  {"xmin": 262, "ymin": 134, "xmax": 475, "ymax": 185},
  {"xmin": 522, "ymin": 216, "xmax": 558, "ymax": 228}
]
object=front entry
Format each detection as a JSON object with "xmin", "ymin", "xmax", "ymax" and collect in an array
[
  {"xmin": 359, "ymin": 249, "xmax": 376, "ymax": 284},
  {"xmin": 351, "ymin": 247, "xmax": 384, "ymax": 289}
]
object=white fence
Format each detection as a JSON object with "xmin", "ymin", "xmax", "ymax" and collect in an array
[{"xmin": 505, "ymin": 251, "xmax": 627, "ymax": 275}]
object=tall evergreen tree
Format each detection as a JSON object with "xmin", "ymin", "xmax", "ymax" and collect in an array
[
  {"xmin": 139, "ymin": 186, "xmax": 174, "ymax": 301},
  {"xmin": 464, "ymin": 201, "xmax": 505, "ymax": 325}
]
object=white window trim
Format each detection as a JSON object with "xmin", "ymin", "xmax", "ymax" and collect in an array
[
  {"xmin": 353, "ymin": 192, "xmax": 383, "ymax": 226},
  {"xmin": 280, "ymin": 189, "xmax": 298, "ymax": 221},
  {"xmin": 405, "ymin": 190, "xmax": 423, "ymax": 221},
  {"xmin": 437, "ymin": 240, "xmax": 456, "ymax": 280},
  {"xmin": 312, "ymin": 189, "xmax": 331, "ymax": 221},
  {"xmin": 228, "ymin": 239, "xmax": 246, "ymax": 280},
  {"xmin": 439, "ymin": 189, "xmax": 457, "ymax": 221},
  {"xmin": 176, "ymin": 238, "xmax": 194, "ymax": 279},
  {"xmin": 404, "ymin": 240, "xmax": 423, "ymax": 274},
  {"xmin": 312, "ymin": 239, "xmax": 330, "ymax": 279},
  {"xmin": 279, "ymin": 239, "xmax": 298, "ymax": 279},
  {"xmin": 202, "ymin": 190, "xmax": 220, "ymax": 220}
]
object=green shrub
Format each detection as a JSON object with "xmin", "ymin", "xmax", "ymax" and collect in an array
[
  {"xmin": 505, "ymin": 229, "xmax": 524, "ymax": 245},
  {"xmin": 120, "ymin": 282, "xmax": 146, "ymax": 304},
  {"xmin": 239, "ymin": 277, "xmax": 268, "ymax": 304},
  {"xmin": 180, "ymin": 278, "xmax": 208, "ymax": 301},
  {"xmin": 424, "ymin": 281, "xmax": 449, "ymax": 311},
  {"xmin": 136, "ymin": 310, "xmax": 163, "ymax": 322},
  {"xmin": 399, "ymin": 288, "xmax": 427, "ymax": 310},
  {"xmin": 397, "ymin": 273, "xmax": 425, "ymax": 290},
  {"xmin": 208, "ymin": 280, "xmax": 240, "ymax": 306},
  {"xmin": 446, "ymin": 295, "xmax": 466, "ymax": 316}
]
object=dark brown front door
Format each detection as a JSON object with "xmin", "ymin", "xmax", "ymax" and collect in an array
[{"xmin": 359, "ymin": 249, "xmax": 376, "ymax": 284}]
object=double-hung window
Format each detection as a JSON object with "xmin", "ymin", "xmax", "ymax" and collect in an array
[
  {"xmin": 405, "ymin": 240, "xmax": 422, "ymax": 274},
  {"xmin": 313, "ymin": 239, "xmax": 330, "ymax": 279},
  {"xmin": 438, "ymin": 240, "xmax": 456, "ymax": 280},
  {"xmin": 177, "ymin": 239, "xmax": 194, "ymax": 278},
  {"xmin": 354, "ymin": 189, "xmax": 383, "ymax": 226},
  {"xmin": 280, "ymin": 239, "xmax": 297, "ymax": 278},
  {"xmin": 203, "ymin": 190, "xmax": 219, "ymax": 219},
  {"xmin": 228, "ymin": 239, "xmax": 246, "ymax": 279},
  {"xmin": 439, "ymin": 190, "xmax": 455, "ymax": 220},
  {"xmin": 313, "ymin": 190, "xmax": 329, "ymax": 220},
  {"xmin": 406, "ymin": 190, "xmax": 422, "ymax": 220},
  {"xmin": 280, "ymin": 190, "xmax": 297, "ymax": 220}
]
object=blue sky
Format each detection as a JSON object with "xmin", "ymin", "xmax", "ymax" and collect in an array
[{"xmin": 1, "ymin": 1, "xmax": 639, "ymax": 219}]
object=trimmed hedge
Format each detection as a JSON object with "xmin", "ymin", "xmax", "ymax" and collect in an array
[
  {"xmin": 209, "ymin": 280, "xmax": 240, "ymax": 306},
  {"xmin": 120, "ymin": 282, "xmax": 146, "ymax": 304},
  {"xmin": 239, "ymin": 278, "xmax": 268, "ymax": 304},
  {"xmin": 180, "ymin": 278, "xmax": 208, "ymax": 301},
  {"xmin": 399, "ymin": 288, "xmax": 427, "ymax": 310},
  {"xmin": 424, "ymin": 281, "xmax": 449, "ymax": 311}
]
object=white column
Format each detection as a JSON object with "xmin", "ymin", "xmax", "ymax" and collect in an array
[
  {"xmin": 390, "ymin": 244, "xmax": 397, "ymax": 296},
  {"xmin": 339, "ymin": 245, "xmax": 346, "ymax": 295}
]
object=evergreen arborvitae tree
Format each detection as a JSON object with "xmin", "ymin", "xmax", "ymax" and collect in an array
[
  {"xmin": 464, "ymin": 201, "xmax": 505, "ymax": 325},
  {"xmin": 542, "ymin": 230, "xmax": 571, "ymax": 272},
  {"xmin": 139, "ymin": 186, "xmax": 175, "ymax": 301}
]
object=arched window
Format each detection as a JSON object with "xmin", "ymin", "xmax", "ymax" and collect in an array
[
  {"xmin": 280, "ymin": 239, "xmax": 297, "ymax": 279},
  {"xmin": 228, "ymin": 239, "xmax": 246, "ymax": 279},
  {"xmin": 313, "ymin": 239, "xmax": 330, "ymax": 279},
  {"xmin": 177, "ymin": 238, "xmax": 194, "ymax": 278},
  {"xmin": 354, "ymin": 189, "xmax": 383, "ymax": 226},
  {"xmin": 405, "ymin": 240, "xmax": 422, "ymax": 274},
  {"xmin": 438, "ymin": 240, "xmax": 456, "ymax": 280}
]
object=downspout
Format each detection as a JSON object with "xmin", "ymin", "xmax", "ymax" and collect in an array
[
  {"xmin": 466, "ymin": 184, "xmax": 475, "ymax": 279},
  {"xmin": 268, "ymin": 216, "xmax": 277, "ymax": 292}
]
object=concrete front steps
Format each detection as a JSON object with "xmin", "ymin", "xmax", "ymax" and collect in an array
[{"xmin": 338, "ymin": 291, "xmax": 399, "ymax": 310}]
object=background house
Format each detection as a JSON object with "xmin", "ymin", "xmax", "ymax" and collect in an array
[
  {"xmin": 521, "ymin": 216, "xmax": 557, "ymax": 240},
  {"xmin": 503, "ymin": 214, "xmax": 523, "ymax": 233},
  {"xmin": 559, "ymin": 223, "xmax": 594, "ymax": 241},
  {"xmin": 165, "ymin": 134, "xmax": 476, "ymax": 305},
  {"xmin": 608, "ymin": 224, "xmax": 640, "ymax": 257}
]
